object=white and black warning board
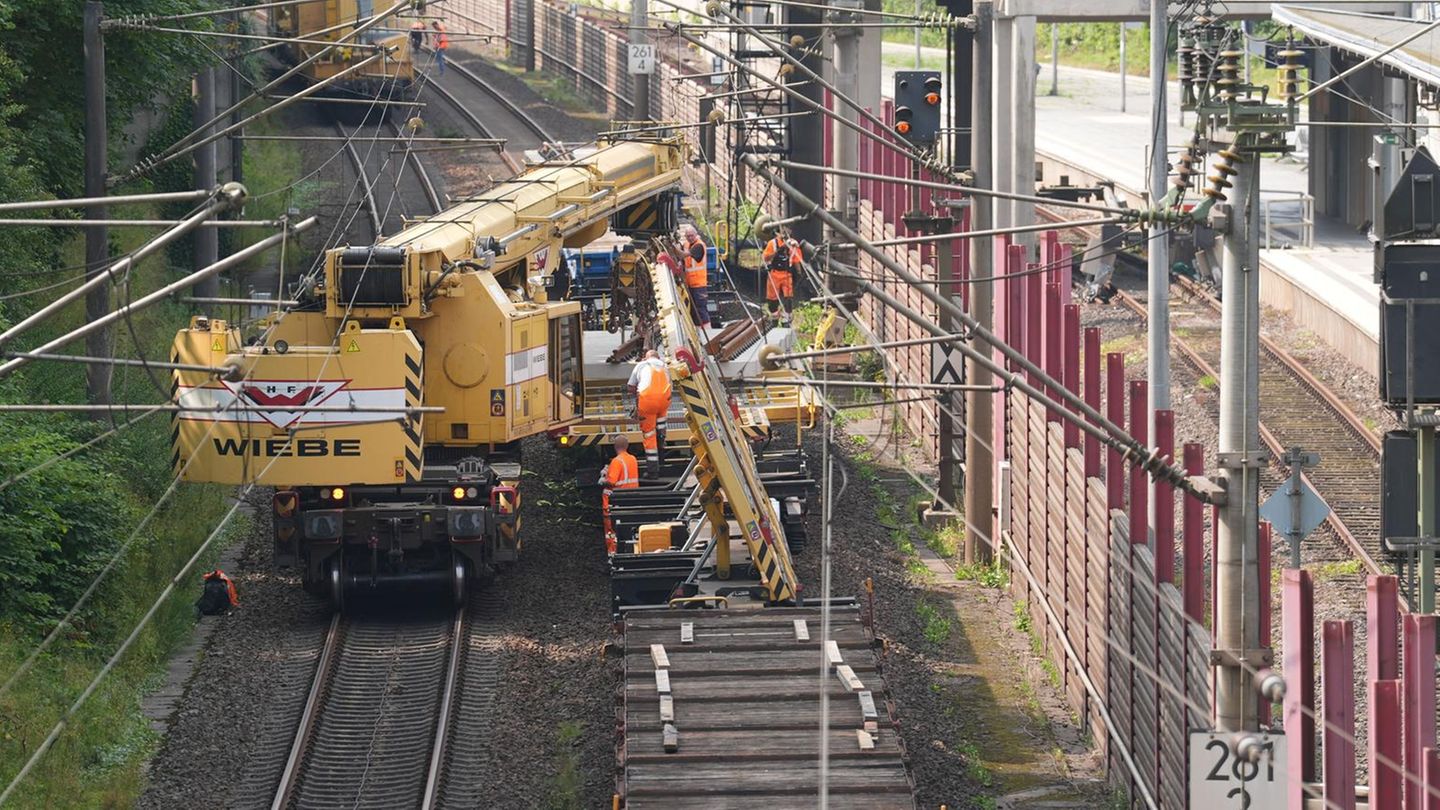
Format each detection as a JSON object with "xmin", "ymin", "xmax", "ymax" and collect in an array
[
  {"xmin": 931, "ymin": 342, "xmax": 964, "ymax": 386},
  {"xmin": 627, "ymin": 43, "xmax": 656, "ymax": 75},
  {"xmin": 1188, "ymin": 731, "xmax": 1288, "ymax": 809}
]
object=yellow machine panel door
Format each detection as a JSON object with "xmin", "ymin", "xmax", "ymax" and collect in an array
[
  {"xmin": 550, "ymin": 313, "xmax": 582, "ymax": 425},
  {"xmin": 508, "ymin": 313, "xmax": 550, "ymax": 434}
]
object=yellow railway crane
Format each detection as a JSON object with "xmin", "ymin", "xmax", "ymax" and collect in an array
[
  {"xmin": 269, "ymin": 0, "xmax": 418, "ymax": 100},
  {"xmin": 171, "ymin": 136, "xmax": 686, "ymax": 607}
]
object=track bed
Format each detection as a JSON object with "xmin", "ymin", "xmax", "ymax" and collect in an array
[{"xmin": 616, "ymin": 605, "xmax": 916, "ymax": 809}]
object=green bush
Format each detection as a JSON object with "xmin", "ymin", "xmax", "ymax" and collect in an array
[{"xmin": 0, "ymin": 415, "xmax": 137, "ymax": 623}]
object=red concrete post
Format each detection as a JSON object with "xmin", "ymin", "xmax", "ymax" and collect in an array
[
  {"xmin": 1368, "ymin": 574, "xmax": 1400, "ymax": 684},
  {"xmin": 860, "ymin": 110, "xmax": 872, "ymax": 200},
  {"xmin": 1182, "ymin": 443, "xmax": 1204, "ymax": 624},
  {"xmin": 1153, "ymin": 410, "xmax": 1175, "ymax": 583},
  {"xmin": 875, "ymin": 101, "xmax": 887, "ymax": 227},
  {"xmin": 1322, "ymin": 619, "xmax": 1356, "ymax": 810},
  {"xmin": 1106, "ymin": 353, "xmax": 1125, "ymax": 511},
  {"xmin": 1007, "ymin": 244, "xmax": 1025, "ymax": 359},
  {"xmin": 1128, "ymin": 381, "xmax": 1147, "ymax": 546},
  {"xmin": 1259, "ymin": 522, "xmax": 1273, "ymax": 727},
  {"xmin": 1373, "ymin": 680, "xmax": 1405, "ymax": 810},
  {"xmin": 1025, "ymin": 265, "xmax": 1043, "ymax": 373},
  {"xmin": 1083, "ymin": 328, "xmax": 1101, "ymax": 477},
  {"xmin": 1425, "ymin": 748, "xmax": 1440, "ymax": 810},
  {"xmin": 1045, "ymin": 281, "xmax": 1062, "ymax": 423},
  {"xmin": 1405, "ymin": 613, "xmax": 1438, "ymax": 810},
  {"xmin": 1063, "ymin": 304, "xmax": 1081, "ymax": 448},
  {"xmin": 1282, "ymin": 568, "xmax": 1315, "ymax": 807},
  {"xmin": 1057, "ymin": 243, "xmax": 1073, "ymax": 304}
]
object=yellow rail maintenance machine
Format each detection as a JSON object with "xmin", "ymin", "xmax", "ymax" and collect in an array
[{"xmin": 171, "ymin": 136, "xmax": 686, "ymax": 607}]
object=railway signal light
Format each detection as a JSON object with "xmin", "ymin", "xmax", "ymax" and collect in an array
[{"xmin": 893, "ymin": 70, "xmax": 942, "ymax": 145}]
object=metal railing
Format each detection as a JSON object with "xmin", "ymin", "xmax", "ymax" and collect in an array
[{"xmin": 1262, "ymin": 189, "xmax": 1315, "ymax": 249}]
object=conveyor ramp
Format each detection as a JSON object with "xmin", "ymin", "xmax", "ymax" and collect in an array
[{"xmin": 617, "ymin": 606, "xmax": 917, "ymax": 809}]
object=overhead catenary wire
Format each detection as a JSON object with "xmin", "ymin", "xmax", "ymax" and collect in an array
[
  {"xmin": 0, "ymin": 68, "xmax": 444, "ymax": 777},
  {"xmin": 0, "ymin": 31, "xmax": 435, "ymax": 717},
  {"xmin": 741, "ymin": 152, "xmax": 1201, "ymax": 498}
]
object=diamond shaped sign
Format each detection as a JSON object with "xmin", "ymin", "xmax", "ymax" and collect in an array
[{"xmin": 1259, "ymin": 477, "xmax": 1331, "ymax": 540}]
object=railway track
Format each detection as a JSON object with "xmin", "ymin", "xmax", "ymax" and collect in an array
[
  {"xmin": 422, "ymin": 56, "xmax": 555, "ymax": 175},
  {"xmin": 335, "ymin": 118, "xmax": 444, "ymax": 240},
  {"xmin": 1038, "ymin": 204, "xmax": 1389, "ymax": 579},
  {"xmin": 1114, "ymin": 279, "xmax": 1384, "ymax": 575},
  {"xmin": 266, "ymin": 597, "xmax": 501, "ymax": 810}
]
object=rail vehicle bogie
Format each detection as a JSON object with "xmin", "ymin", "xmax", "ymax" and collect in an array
[{"xmin": 271, "ymin": 457, "xmax": 521, "ymax": 608}]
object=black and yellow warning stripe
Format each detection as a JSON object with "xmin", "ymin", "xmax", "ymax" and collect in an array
[
  {"xmin": 403, "ymin": 349, "xmax": 423, "ymax": 482},
  {"xmin": 613, "ymin": 198, "xmax": 661, "ymax": 234}
]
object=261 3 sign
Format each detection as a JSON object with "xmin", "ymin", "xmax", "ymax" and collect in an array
[{"xmin": 1188, "ymin": 731, "xmax": 1288, "ymax": 809}]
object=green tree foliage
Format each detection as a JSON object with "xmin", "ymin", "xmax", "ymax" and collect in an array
[{"xmin": 0, "ymin": 0, "xmax": 218, "ymax": 626}]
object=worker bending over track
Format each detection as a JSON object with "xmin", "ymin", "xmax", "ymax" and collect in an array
[
  {"xmin": 761, "ymin": 229, "xmax": 802, "ymax": 324},
  {"xmin": 679, "ymin": 225, "xmax": 718, "ymax": 330},
  {"xmin": 626, "ymin": 349, "xmax": 673, "ymax": 478},
  {"xmin": 599, "ymin": 434, "xmax": 640, "ymax": 555}
]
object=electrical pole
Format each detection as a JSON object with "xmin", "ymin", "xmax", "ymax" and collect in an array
[
  {"xmin": 83, "ymin": 1, "xmax": 112, "ymax": 410},
  {"xmin": 785, "ymin": 0, "xmax": 825, "ymax": 249},
  {"xmin": 1215, "ymin": 149, "xmax": 1262, "ymax": 732},
  {"xmin": 194, "ymin": 67, "xmax": 220, "ymax": 298},
  {"xmin": 963, "ymin": 1, "xmax": 994, "ymax": 564},
  {"xmin": 1119, "ymin": 22, "xmax": 1127, "ymax": 113},
  {"xmin": 1421, "ymin": 419, "xmax": 1436, "ymax": 612},
  {"xmin": 630, "ymin": 0, "xmax": 649, "ymax": 120},
  {"xmin": 913, "ymin": 0, "xmax": 921, "ymax": 68},
  {"xmin": 936, "ymin": 232, "xmax": 958, "ymax": 509},
  {"xmin": 831, "ymin": 0, "xmax": 863, "ymax": 295},
  {"xmin": 1049, "ymin": 23, "xmax": 1058, "ymax": 97},
  {"xmin": 1148, "ymin": 1, "xmax": 1171, "ymax": 541}
]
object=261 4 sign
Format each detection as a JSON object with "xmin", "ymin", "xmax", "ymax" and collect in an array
[
  {"xmin": 1188, "ymin": 731, "xmax": 1288, "ymax": 809},
  {"xmin": 627, "ymin": 43, "xmax": 656, "ymax": 75}
]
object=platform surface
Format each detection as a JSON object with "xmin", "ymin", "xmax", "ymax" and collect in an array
[
  {"xmin": 617, "ymin": 605, "xmax": 916, "ymax": 809},
  {"xmin": 878, "ymin": 46, "xmax": 1381, "ymax": 349}
]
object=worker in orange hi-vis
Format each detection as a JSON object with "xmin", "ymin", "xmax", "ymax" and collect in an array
[
  {"xmin": 430, "ymin": 20, "xmax": 449, "ymax": 75},
  {"xmin": 598, "ymin": 434, "xmax": 640, "ymax": 555},
  {"xmin": 626, "ymin": 349, "xmax": 673, "ymax": 479},
  {"xmin": 761, "ymin": 229, "xmax": 802, "ymax": 325}
]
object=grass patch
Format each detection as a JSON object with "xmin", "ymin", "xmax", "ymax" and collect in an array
[
  {"xmin": 956, "ymin": 739, "xmax": 996, "ymax": 789},
  {"xmin": 955, "ymin": 558, "xmax": 1009, "ymax": 589},
  {"xmin": 1312, "ymin": 558, "xmax": 1365, "ymax": 580},
  {"xmin": 544, "ymin": 720, "xmax": 585, "ymax": 810},
  {"xmin": 924, "ymin": 520, "xmax": 962, "ymax": 559},
  {"xmin": 915, "ymin": 600, "xmax": 953, "ymax": 646},
  {"xmin": 1197, "ymin": 374, "xmax": 1218, "ymax": 391}
]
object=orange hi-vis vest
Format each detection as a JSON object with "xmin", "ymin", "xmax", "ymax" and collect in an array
[
  {"xmin": 683, "ymin": 237, "xmax": 708, "ymax": 288},
  {"xmin": 434, "ymin": 28, "xmax": 449, "ymax": 49},
  {"xmin": 763, "ymin": 236, "xmax": 801, "ymax": 269},
  {"xmin": 605, "ymin": 451, "xmax": 640, "ymax": 492}
]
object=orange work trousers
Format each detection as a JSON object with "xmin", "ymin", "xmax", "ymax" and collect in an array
[{"xmin": 637, "ymin": 394, "xmax": 670, "ymax": 453}]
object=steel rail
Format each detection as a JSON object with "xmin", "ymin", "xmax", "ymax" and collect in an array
[
  {"xmin": 420, "ymin": 608, "xmax": 467, "ymax": 809},
  {"xmin": 270, "ymin": 613, "xmax": 344, "ymax": 810},
  {"xmin": 1036, "ymin": 202, "xmax": 1387, "ymax": 579},
  {"xmin": 387, "ymin": 120, "xmax": 444, "ymax": 213},
  {"xmin": 443, "ymin": 58, "xmax": 554, "ymax": 144},
  {"xmin": 423, "ymin": 78, "xmax": 521, "ymax": 175},
  {"xmin": 335, "ymin": 122, "xmax": 384, "ymax": 237}
]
